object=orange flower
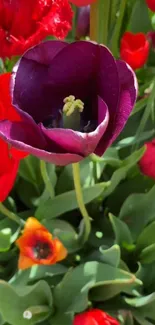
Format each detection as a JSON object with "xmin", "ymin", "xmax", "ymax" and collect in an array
[{"xmin": 16, "ymin": 217, "xmax": 67, "ymax": 270}]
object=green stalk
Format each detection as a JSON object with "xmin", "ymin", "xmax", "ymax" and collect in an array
[
  {"xmin": 111, "ymin": 0, "xmax": 127, "ymax": 56},
  {"xmin": 40, "ymin": 160, "xmax": 54, "ymax": 199},
  {"xmin": 132, "ymin": 79, "xmax": 155, "ymax": 151},
  {"xmin": 72, "ymin": 163, "xmax": 91, "ymax": 242},
  {"xmin": 90, "ymin": 0, "xmax": 99, "ymax": 41},
  {"xmin": 0, "ymin": 203, "xmax": 24, "ymax": 226},
  {"xmin": 110, "ymin": 0, "xmax": 119, "ymax": 28},
  {"xmin": 100, "ymin": 0, "xmax": 111, "ymax": 45}
]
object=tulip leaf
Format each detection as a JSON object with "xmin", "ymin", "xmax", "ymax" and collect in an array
[
  {"xmin": 10, "ymin": 264, "xmax": 68, "ymax": 286},
  {"xmin": 101, "ymin": 147, "xmax": 145, "ymax": 200},
  {"xmin": 129, "ymin": 0, "xmax": 152, "ymax": 33},
  {"xmin": 99, "ymin": 245, "xmax": 120, "ymax": 267},
  {"xmin": 51, "ymin": 312, "xmax": 73, "ymax": 325},
  {"xmin": 109, "ymin": 214, "xmax": 133, "ymax": 248},
  {"xmin": 0, "ymin": 228, "xmax": 11, "ymax": 252},
  {"xmin": 119, "ymin": 185, "xmax": 155, "ymax": 240},
  {"xmin": 140, "ymin": 244, "xmax": 155, "ymax": 264},
  {"xmin": 0, "ymin": 280, "xmax": 53, "ymax": 325},
  {"xmin": 56, "ymin": 157, "xmax": 93, "ymax": 194},
  {"xmin": 133, "ymin": 313, "xmax": 154, "ymax": 325},
  {"xmin": 19, "ymin": 155, "xmax": 43, "ymax": 189},
  {"xmin": 35, "ymin": 182, "xmax": 110, "ymax": 220},
  {"xmin": 136, "ymin": 221, "xmax": 155, "ymax": 251},
  {"xmin": 125, "ymin": 293, "xmax": 155, "ymax": 307},
  {"xmin": 53, "ymin": 262, "xmax": 141, "ymax": 313}
]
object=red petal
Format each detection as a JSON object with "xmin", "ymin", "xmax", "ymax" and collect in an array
[
  {"xmin": 0, "ymin": 138, "xmax": 19, "ymax": 202},
  {"xmin": 120, "ymin": 32, "xmax": 150, "ymax": 70},
  {"xmin": 0, "ymin": 73, "xmax": 28, "ymax": 159}
]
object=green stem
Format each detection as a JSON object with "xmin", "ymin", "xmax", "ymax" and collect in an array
[
  {"xmin": 111, "ymin": 0, "xmax": 127, "ymax": 56},
  {"xmin": 90, "ymin": 0, "xmax": 99, "ymax": 41},
  {"xmin": 0, "ymin": 203, "xmax": 24, "ymax": 226},
  {"xmin": 132, "ymin": 79, "xmax": 155, "ymax": 151},
  {"xmin": 71, "ymin": 4, "xmax": 77, "ymax": 39},
  {"xmin": 72, "ymin": 163, "xmax": 91, "ymax": 242},
  {"xmin": 40, "ymin": 160, "xmax": 54, "ymax": 199},
  {"xmin": 110, "ymin": 0, "xmax": 119, "ymax": 28},
  {"xmin": 100, "ymin": 0, "xmax": 111, "ymax": 45}
]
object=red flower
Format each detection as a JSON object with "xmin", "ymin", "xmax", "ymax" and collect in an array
[
  {"xmin": 70, "ymin": 0, "xmax": 95, "ymax": 6},
  {"xmin": 120, "ymin": 32, "xmax": 150, "ymax": 70},
  {"xmin": 16, "ymin": 217, "xmax": 68, "ymax": 270},
  {"xmin": 0, "ymin": 73, "xmax": 27, "ymax": 201},
  {"xmin": 146, "ymin": 0, "xmax": 155, "ymax": 11},
  {"xmin": 0, "ymin": 0, "xmax": 73, "ymax": 58},
  {"xmin": 74, "ymin": 309, "xmax": 119, "ymax": 325},
  {"xmin": 139, "ymin": 140, "xmax": 155, "ymax": 179}
]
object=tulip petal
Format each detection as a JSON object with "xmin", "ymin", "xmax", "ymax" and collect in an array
[
  {"xmin": 54, "ymin": 239, "xmax": 68, "ymax": 262},
  {"xmin": 24, "ymin": 217, "xmax": 47, "ymax": 232},
  {"xmin": 12, "ymin": 41, "xmax": 98, "ymax": 123},
  {"xmin": 0, "ymin": 138, "xmax": 19, "ymax": 202},
  {"xmin": 98, "ymin": 45, "xmax": 120, "ymax": 123},
  {"xmin": 0, "ymin": 120, "xmax": 84, "ymax": 165},
  {"xmin": 41, "ymin": 96, "xmax": 109, "ymax": 156},
  {"xmin": 18, "ymin": 254, "xmax": 35, "ymax": 270},
  {"xmin": 95, "ymin": 60, "xmax": 137, "ymax": 155}
]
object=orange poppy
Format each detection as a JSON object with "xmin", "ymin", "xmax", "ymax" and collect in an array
[{"xmin": 16, "ymin": 217, "xmax": 67, "ymax": 270}]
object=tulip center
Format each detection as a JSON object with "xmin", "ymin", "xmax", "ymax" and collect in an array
[
  {"xmin": 33, "ymin": 241, "xmax": 51, "ymax": 259},
  {"xmin": 62, "ymin": 95, "xmax": 84, "ymax": 131},
  {"xmin": 63, "ymin": 95, "xmax": 84, "ymax": 116}
]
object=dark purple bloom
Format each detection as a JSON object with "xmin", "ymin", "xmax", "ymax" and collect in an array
[
  {"xmin": 76, "ymin": 6, "xmax": 90, "ymax": 39},
  {"xmin": 147, "ymin": 31, "xmax": 155, "ymax": 50},
  {"xmin": 0, "ymin": 40, "xmax": 137, "ymax": 166}
]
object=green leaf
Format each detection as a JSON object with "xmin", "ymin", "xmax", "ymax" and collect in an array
[
  {"xmin": 129, "ymin": 0, "xmax": 152, "ymax": 33},
  {"xmin": 134, "ymin": 314, "xmax": 153, "ymax": 325},
  {"xmin": 10, "ymin": 264, "xmax": 68, "ymax": 286},
  {"xmin": 19, "ymin": 156, "xmax": 43, "ymax": 189},
  {"xmin": 136, "ymin": 221, "xmax": 155, "ymax": 251},
  {"xmin": 53, "ymin": 262, "xmax": 141, "ymax": 313},
  {"xmin": 131, "ymin": 97, "xmax": 148, "ymax": 116},
  {"xmin": 16, "ymin": 179, "xmax": 41, "ymax": 208},
  {"xmin": 91, "ymin": 147, "xmax": 121, "ymax": 168},
  {"xmin": 140, "ymin": 244, "xmax": 155, "ymax": 264},
  {"xmin": 109, "ymin": 214, "xmax": 133, "ymax": 247},
  {"xmin": 0, "ymin": 228, "xmax": 11, "ymax": 252},
  {"xmin": 101, "ymin": 147, "xmax": 145, "ymax": 200},
  {"xmin": 125, "ymin": 293, "xmax": 155, "ymax": 307},
  {"xmin": 35, "ymin": 182, "xmax": 110, "ymax": 220},
  {"xmin": 50, "ymin": 312, "xmax": 73, "ymax": 325},
  {"xmin": 99, "ymin": 245, "xmax": 120, "ymax": 267},
  {"xmin": 119, "ymin": 185, "xmax": 155, "ymax": 240},
  {"xmin": 0, "ymin": 280, "xmax": 53, "ymax": 325},
  {"xmin": 116, "ymin": 131, "xmax": 155, "ymax": 149},
  {"xmin": 56, "ymin": 157, "xmax": 93, "ymax": 194}
]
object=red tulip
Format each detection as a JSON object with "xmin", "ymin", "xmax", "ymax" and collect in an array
[
  {"xmin": 120, "ymin": 32, "xmax": 150, "ymax": 70},
  {"xmin": 74, "ymin": 309, "xmax": 119, "ymax": 325},
  {"xmin": 146, "ymin": 0, "xmax": 155, "ymax": 11},
  {"xmin": 0, "ymin": 73, "xmax": 27, "ymax": 201},
  {"xmin": 139, "ymin": 140, "xmax": 155, "ymax": 179},
  {"xmin": 70, "ymin": 0, "xmax": 96, "ymax": 6},
  {"xmin": 0, "ymin": 0, "xmax": 73, "ymax": 58}
]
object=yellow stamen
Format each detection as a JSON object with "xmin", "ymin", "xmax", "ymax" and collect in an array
[{"xmin": 63, "ymin": 95, "xmax": 84, "ymax": 117}]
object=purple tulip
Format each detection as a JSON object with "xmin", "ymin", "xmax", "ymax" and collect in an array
[
  {"xmin": 76, "ymin": 6, "xmax": 90, "ymax": 39},
  {"xmin": 0, "ymin": 41, "xmax": 137, "ymax": 166},
  {"xmin": 147, "ymin": 31, "xmax": 155, "ymax": 50}
]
